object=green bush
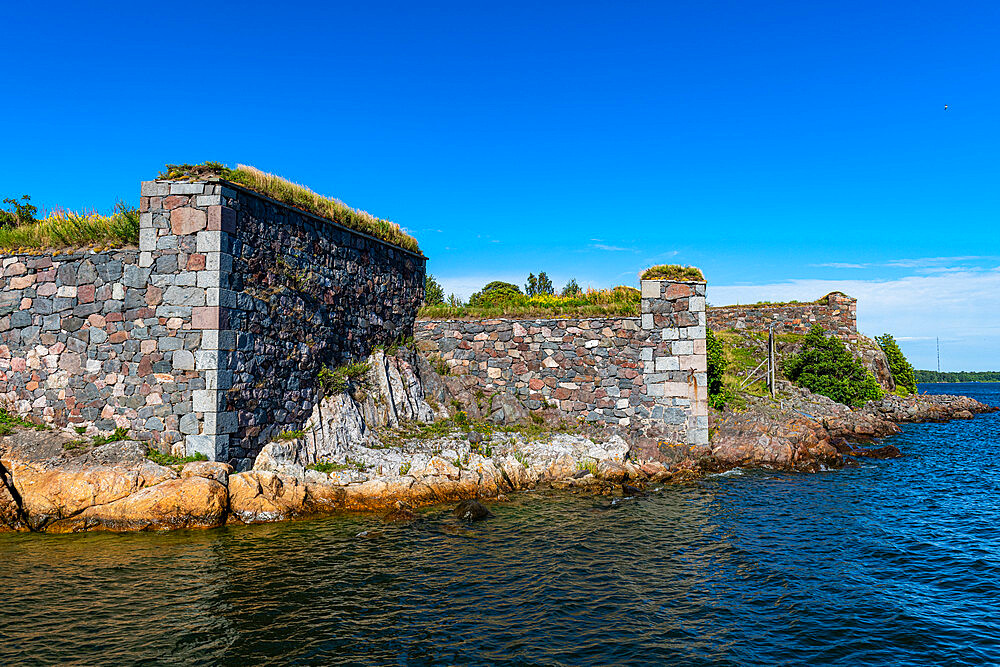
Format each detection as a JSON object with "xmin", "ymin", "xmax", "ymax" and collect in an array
[
  {"xmin": 785, "ymin": 326, "xmax": 885, "ymax": 406},
  {"xmin": 876, "ymin": 334, "xmax": 917, "ymax": 395},
  {"xmin": 424, "ymin": 274, "xmax": 445, "ymax": 306},
  {"xmin": 706, "ymin": 328, "xmax": 726, "ymax": 409},
  {"xmin": 317, "ymin": 361, "xmax": 371, "ymax": 396},
  {"xmin": 468, "ymin": 281, "xmax": 523, "ymax": 307},
  {"xmin": 0, "ymin": 196, "xmax": 37, "ymax": 228}
]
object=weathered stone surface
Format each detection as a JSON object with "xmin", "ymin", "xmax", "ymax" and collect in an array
[
  {"xmin": 228, "ymin": 471, "xmax": 308, "ymax": 523},
  {"xmin": 170, "ymin": 207, "xmax": 208, "ymax": 235},
  {"xmin": 180, "ymin": 461, "xmax": 232, "ymax": 485},
  {"xmin": 46, "ymin": 477, "xmax": 228, "ymax": 532}
]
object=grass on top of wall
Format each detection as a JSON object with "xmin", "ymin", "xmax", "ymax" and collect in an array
[
  {"xmin": 419, "ymin": 287, "xmax": 641, "ymax": 319},
  {"xmin": 640, "ymin": 264, "xmax": 704, "ymax": 281},
  {"xmin": 0, "ymin": 202, "xmax": 139, "ymax": 254},
  {"xmin": 159, "ymin": 162, "xmax": 422, "ymax": 255},
  {"xmin": 711, "ymin": 292, "xmax": 845, "ymax": 309}
]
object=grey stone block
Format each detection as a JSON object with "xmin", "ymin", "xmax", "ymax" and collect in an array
[
  {"xmin": 170, "ymin": 183, "xmax": 205, "ymax": 195},
  {"xmin": 173, "ymin": 349, "xmax": 195, "ymax": 370},
  {"xmin": 185, "ymin": 434, "xmax": 228, "ymax": 461},
  {"xmin": 139, "ymin": 228, "xmax": 157, "ymax": 252},
  {"xmin": 192, "ymin": 389, "xmax": 220, "ymax": 412},
  {"xmin": 140, "ymin": 181, "xmax": 169, "ymax": 196},
  {"xmin": 179, "ymin": 413, "xmax": 200, "ymax": 435}
]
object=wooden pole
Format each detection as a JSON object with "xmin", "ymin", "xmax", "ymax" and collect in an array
[{"xmin": 768, "ymin": 326, "xmax": 776, "ymax": 398}]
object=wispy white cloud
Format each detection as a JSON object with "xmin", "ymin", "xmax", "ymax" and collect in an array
[
  {"xmin": 813, "ymin": 256, "xmax": 1000, "ymax": 270},
  {"xmin": 811, "ymin": 262, "xmax": 869, "ymax": 269},
  {"xmin": 590, "ymin": 243, "xmax": 636, "ymax": 252}
]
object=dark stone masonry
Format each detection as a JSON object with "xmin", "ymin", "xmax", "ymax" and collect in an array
[
  {"xmin": 707, "ymin": 292, "xmax": 857, "ymax": 340},
  {"xmin": 0, "ymin": 179, "xmax": 425, "ymax": 470}
]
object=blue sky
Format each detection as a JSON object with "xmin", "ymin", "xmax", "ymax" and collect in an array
[{"xmin": 1, "ymin": 1, "xmax": 997, "ymax": 370}]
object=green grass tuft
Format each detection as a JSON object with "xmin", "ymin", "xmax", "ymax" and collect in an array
[
  {"xmin": 640, "ymin": 264, "xmax": 704, "ymax": 281},
  {"xmin": 0, "ymin": 408, "xmax": 51, "ymax": 436},
  {"xmin": 92, "ymin": 427, "xmax": 130, "ymax": 447},
  {"xmin": 146, "ymin": 449, "xmax": 209, "ymax": 466}
]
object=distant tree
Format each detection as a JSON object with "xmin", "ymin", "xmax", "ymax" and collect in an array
[
  {"xmin": 446, "ymin": 293, "xmax": 464, "ymax": 307},
  {"xmin": 469, "ymin": 281, "xmax": 523, "ymax": 307},
  {"xmin": 537, "ymin": 272, "xmax": 554, "ymax": 295},
  {"xmin": 876, "ymin": 334, "xmax": 917, "ymax": 395},
  {"xmin": 561, "ymin": 278, "xmax": 581, "ymax": 296},
  {"xmin": 424, "ymin": 274, "xmax": 445, "ymax": 306},
  {"xmin": 785, "ymin": 326, "xmax": 885, "ymax": 406},
  {"xmin": 525, "ymin": 272, "xmax": 554, "ymax": 297},
  {"xmin": 0, "ymin": 195, "xmax": 37, "ymax": 228}
]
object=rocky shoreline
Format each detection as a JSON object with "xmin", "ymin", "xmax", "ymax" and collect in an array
[{"xmin": 1, "ymin": 351, "xmax": 996, "ymax": 534}]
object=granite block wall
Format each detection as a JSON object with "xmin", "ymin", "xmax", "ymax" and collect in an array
[
  {"xmin": 140, "ymin": 179, "xmax": 425, "ymax": 468},
  {"xmin": 0, "ymin": 239, "xmax": 206, "ymax": 448},
  {"xmin": 0, "ymin": 178, "xmax": 424, "ymax": 469},
  {"xmin": 707, "ymin": 292, "xmax": 857, "ymax": 340},
  {"xmin": 415, "ymin": 279, "xmax": 708, "ymax": 459}
]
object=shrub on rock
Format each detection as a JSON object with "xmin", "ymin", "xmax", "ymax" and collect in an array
[{"xmin": 784, "ymin": 326, "xmax": 885, "ymax": 406}]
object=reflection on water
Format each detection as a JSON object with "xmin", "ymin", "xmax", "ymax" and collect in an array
[{"xmin": 2, "ymin": 383, "xmax": 999, "ymax": 666}]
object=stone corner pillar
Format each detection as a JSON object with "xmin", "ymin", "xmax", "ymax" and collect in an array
[
  {"xmin": 639, "ymin": 276, "xmax": 709, "ymax": 447},
  {"xmin": 141, "ymin": 178, "xmax": 236, "ymax": 464}
]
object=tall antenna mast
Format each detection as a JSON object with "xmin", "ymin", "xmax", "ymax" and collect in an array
[{"xmin": 937, "ymin": 337, "xmax": 941, "ymax": 373}]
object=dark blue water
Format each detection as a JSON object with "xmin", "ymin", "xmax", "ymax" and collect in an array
[{"xmin": 1, "ymin": 383, "xmax": 998, "ymax": 666}]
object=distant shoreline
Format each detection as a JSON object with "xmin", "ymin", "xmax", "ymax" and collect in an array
[{"xmin": 918, "ymin": 380, "xmax": 1000, "ymax": 384}]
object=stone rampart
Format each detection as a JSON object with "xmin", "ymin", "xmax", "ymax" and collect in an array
[
  {"xmin": 707, "ymin": 292, "xmax": 857, "ymax": 340},
  {"xmin": 415, "ymin": 278, "xmax": 709, "ymax": 459},
  {"xmin": 0, "ymin": 178, "xmax": 424, "ymax": 470},
  {"xmin": 140, "ymin": 179, "xmax": 425, "ymax": 468}
]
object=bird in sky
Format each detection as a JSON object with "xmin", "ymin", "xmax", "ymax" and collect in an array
[{"xmin": 944, "ymin": 104, "xmax": 949, "ymax": 111}]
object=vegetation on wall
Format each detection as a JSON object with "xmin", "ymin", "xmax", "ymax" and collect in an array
[
  {"xmin": 424, "ymin": 274, "xmax": 445, "ymax": 306},
  {"xmin": 0, "ymin": 199, "xmax": 139, "ymax": 253},
  {"xmin": 421, "ymin": 283, "xmax": 641, "ymax": 319},
  {"xmin": 784, "ymin": 326, "xmax": 885, "ymax": 406},
  {"xmin": 875, "ymin": 333, "xmax": 917, "ymax": 395},
  {"xmin": 640, "ymin": 264, "xmax": 704, "ymax": 281},
  {"xmin": 158, "ymin": 162, "xmax": 421, "ymax": 254},
  {"xmin": 915, "ymin": 370, "xmax": 1000, "ymax": 383}
]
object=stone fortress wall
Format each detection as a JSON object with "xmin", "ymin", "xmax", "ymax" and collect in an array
[
  {"xmin": 0, "ymin": 179, "xmax": 425, "ymax": 470},
  {"xmin": 415, "ymin": 278, "xmax": 709, "ymax": 460},
  {"xmin": 707, "ymin": 291, "xmax": 857, "ymax": 340}
]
